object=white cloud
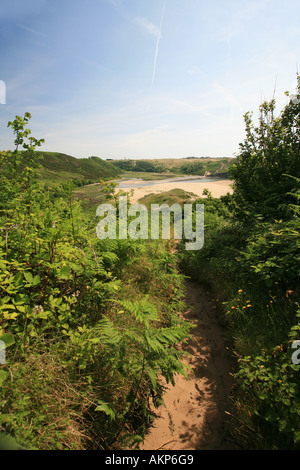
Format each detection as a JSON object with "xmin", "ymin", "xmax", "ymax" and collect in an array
[{"xmin": 134, "ymin": 16, "xmax": 160, "ymax": 38}]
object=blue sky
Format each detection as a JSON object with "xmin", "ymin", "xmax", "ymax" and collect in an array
[{"xmin": 0, "ymin": 0, "xmax": 300, "ymax": 159}]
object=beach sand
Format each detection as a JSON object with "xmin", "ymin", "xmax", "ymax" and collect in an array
[{"xmin": 117, "ymin": 177, "xmax": 233, "ymax": 203}]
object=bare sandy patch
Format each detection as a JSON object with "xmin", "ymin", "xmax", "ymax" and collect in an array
[
  {"xmin": 140, "ymin": 280, "xmax": 235, "ymax": 451},
  {"xmin": 118, "ymin": 178, "xmax": 233, "ymax": 204}
]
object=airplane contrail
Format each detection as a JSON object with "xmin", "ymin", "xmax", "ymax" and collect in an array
[{"xmin": 147, "ymin": 0, "xmax": 167, "ymax": 112}]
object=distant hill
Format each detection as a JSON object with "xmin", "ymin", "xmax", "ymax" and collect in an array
[
  {"xmin": 36, "ymin": 152, "xmax": 121, "ymax": 185},
  {"xmin": 111, "ymin": 157, "xmax": 235, "ymax": 177}
]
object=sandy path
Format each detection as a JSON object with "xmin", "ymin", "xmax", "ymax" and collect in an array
[
  {"xmin": 140, "ymin": 280, "xmax": 234, "ymax": 451},
  {"xmin": 117, "ymin": 178, "xmax": 233, "ymax": 204}
]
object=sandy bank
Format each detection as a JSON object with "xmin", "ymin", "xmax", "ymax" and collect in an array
[{"xmin": 117, "ymin": 177, "xmax": 233, "ymax": 203}]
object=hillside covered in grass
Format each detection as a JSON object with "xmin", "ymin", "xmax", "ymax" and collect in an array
[
  {"xmin": 111, "ymin": 156, "xmax": 235, "ymax": 177},
  {"xmin": 37, "ymin": 152, "xmax": 121, "ymax": 185}
]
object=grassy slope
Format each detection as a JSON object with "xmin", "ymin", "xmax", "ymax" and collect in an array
[
  {"xmin": 36, "ymin": 152, "xmax": 121, "ymax": 184},
  {"xmin": 147, "ymin": 156, "xmax": 233, "ymax": 168},
  {"xmin": 111, "ymin": 157, "xmax": 235, "ymax": 177},
  {"xmin": 137, "ymin": 188, "xmax": 198, "ymax": 206},
  {"xmin": 149, "ymin": 157, "xmax": 235, "ymax": 176}
]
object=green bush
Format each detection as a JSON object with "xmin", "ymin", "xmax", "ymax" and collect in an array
[
  {"xmin": 179, "ymin": 83, "xmax": 300, "ymax": 449},
  {"xmin": 0, "ymin": 114, "xmax": 192, "ymax": 450}
]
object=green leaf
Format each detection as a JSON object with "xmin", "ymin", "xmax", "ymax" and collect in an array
[
  {"xmin": 23, "ymin": 271, "xmax": 40, "ymax": 286},
  {"xmin": 32, "ymin": 275, "xmax": 40, "ymax": 286},
  {"xmin": 23, "ymin": 271, "xmax": 33, "ymax": 284},
  {"xmin": 0, "ymin": 370, "xmax": 8, "ymax": 387},
  {"xmin": 95, "ymin": 402, "xmax": 116, "ymax": 420},
  {"xmin": 14, "ymin": 272, "xmax": 23, "ymax": 288},
  {"xmin": 58, "ymin": 265, "xmax": 71, "ymax": 279},
  {"xmin": 0, "ymin": 333, "xmax": 15, "ymax": 348}
]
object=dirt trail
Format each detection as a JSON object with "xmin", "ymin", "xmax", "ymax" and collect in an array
[{"xmin": 140, "ymin": 280, "xmax": 235, "ymax": 450}]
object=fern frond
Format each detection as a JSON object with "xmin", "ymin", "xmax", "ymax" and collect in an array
[
  {"xmin": 96, "ymin": 316, "xmax": 121, "ymax": 345},
  {"xmin": 119, "ymin": 298, "xmax": 159, "ymax": 326}
]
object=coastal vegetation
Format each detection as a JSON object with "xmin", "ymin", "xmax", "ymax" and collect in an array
[
  {"xmin": 0, "ymin": 76, "xmax": 299, "ymax": 450},
  {"xmin": 111, "ymin": 156, "xmax": 234, "ymax": 178},
  {"xmin": 178, "ymin": 89, "xmax": 300, "ymax": 449},
  {"xmin": 37, "ymin": 151, "xmax": 121, "ymax": 186},
  {"xmin": 0, "ymin": 113, "xmax": 192, "ymax": 450}
]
